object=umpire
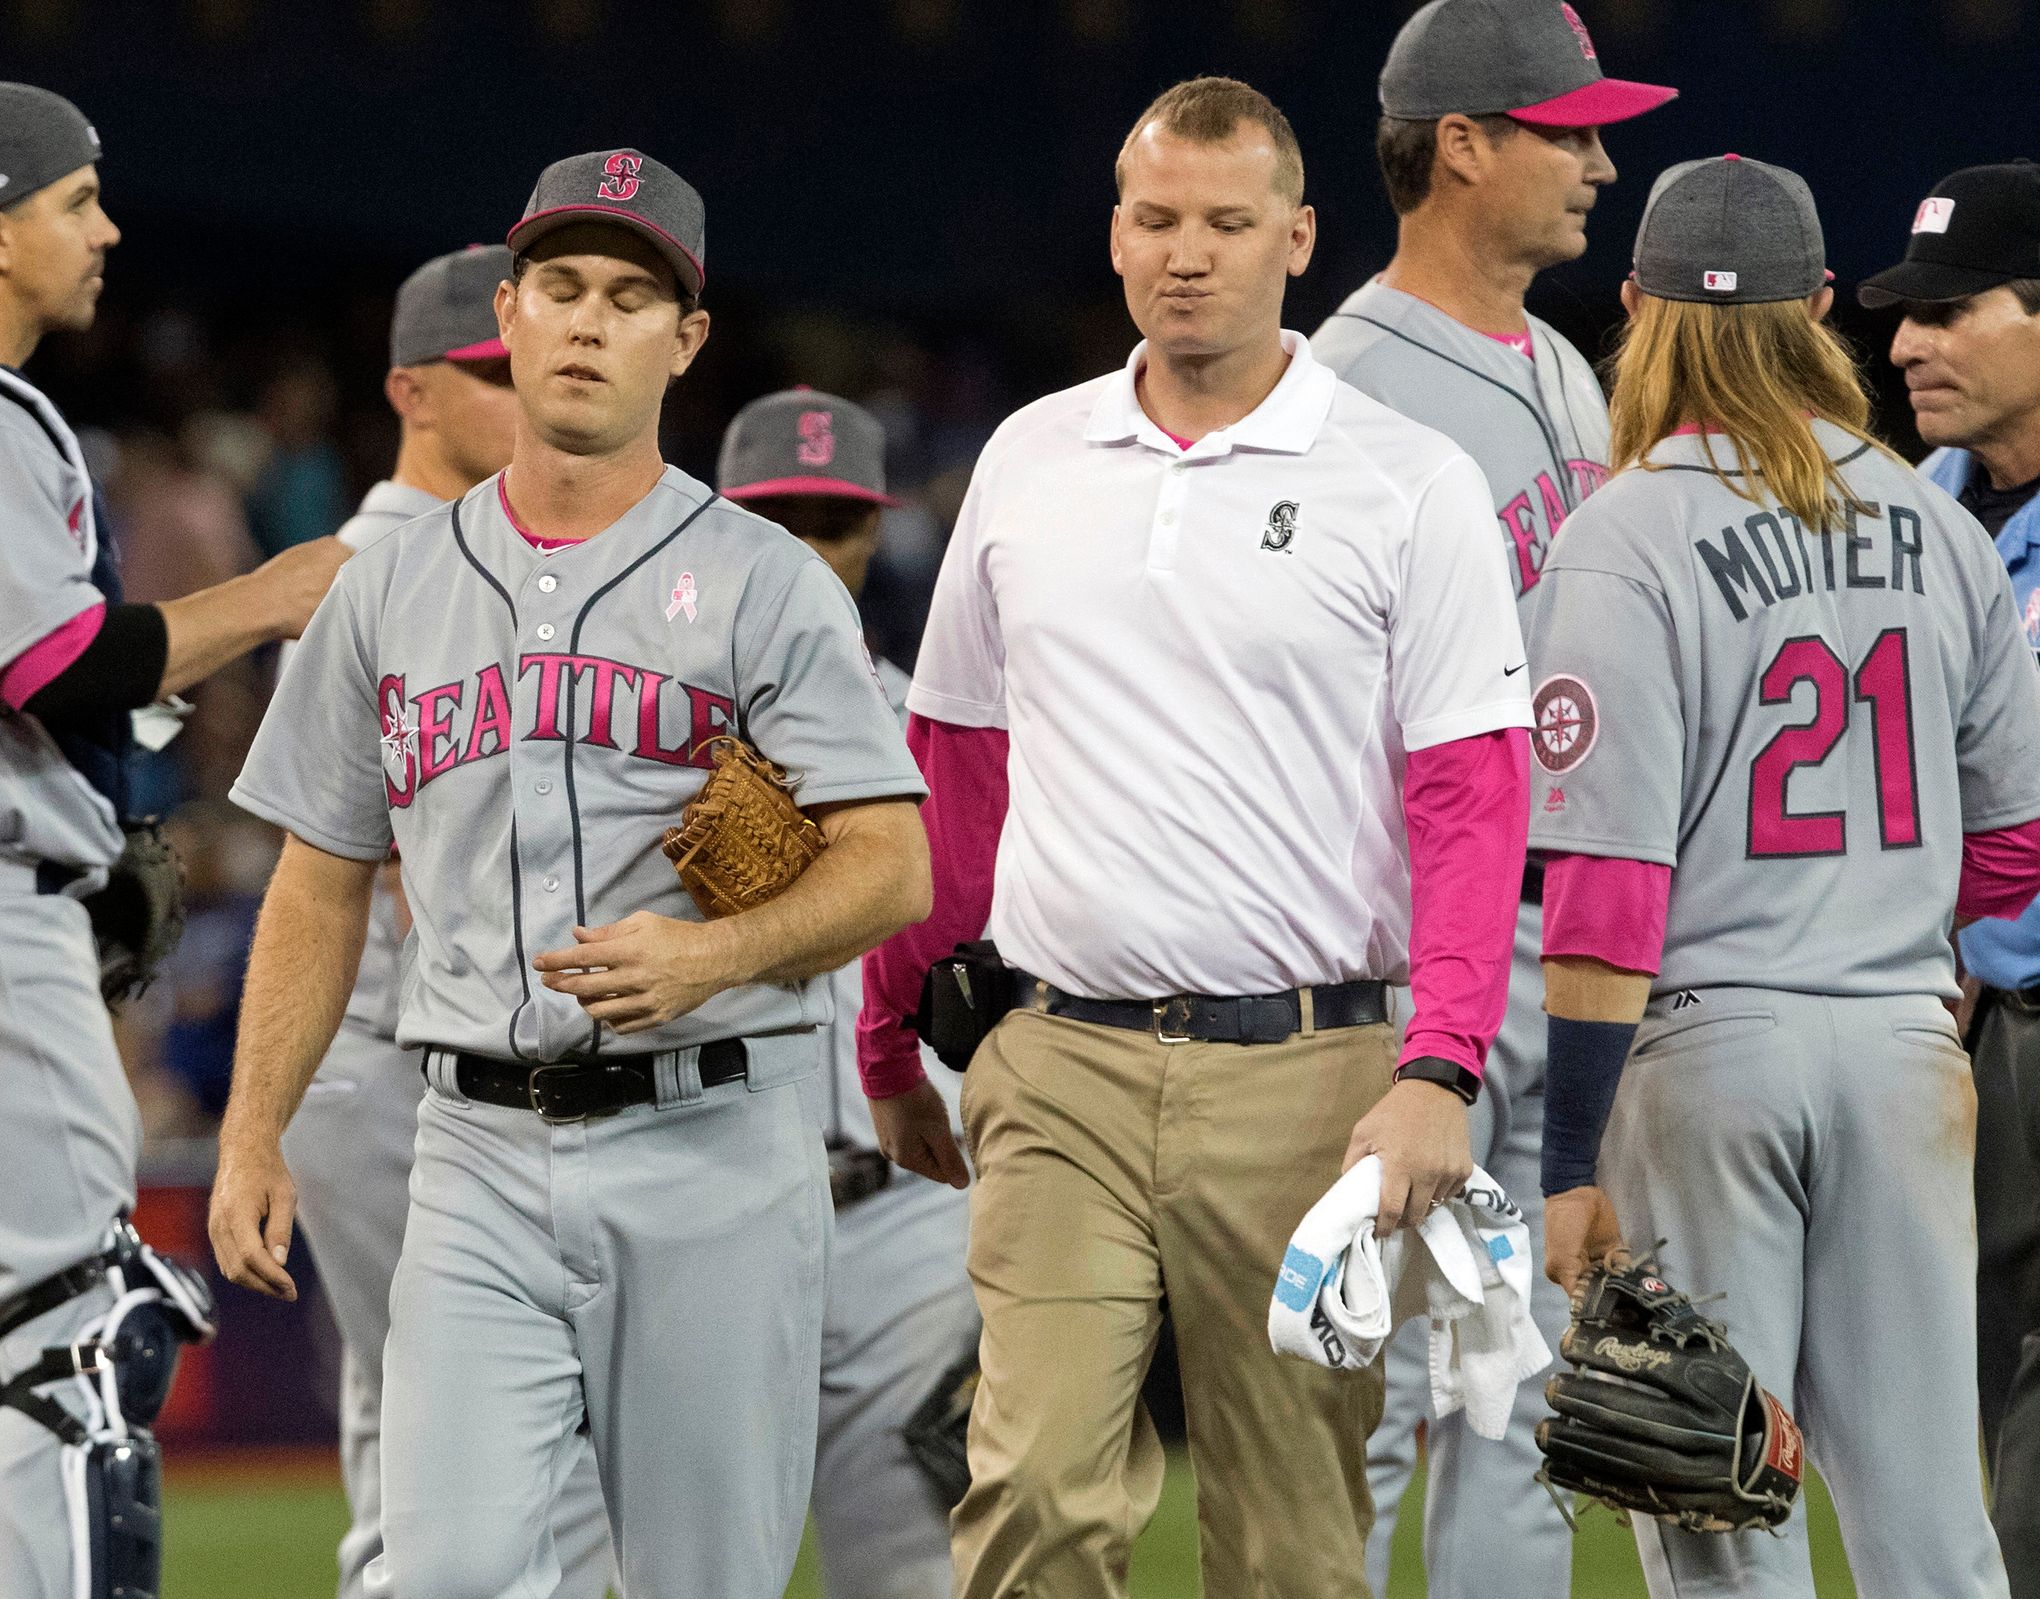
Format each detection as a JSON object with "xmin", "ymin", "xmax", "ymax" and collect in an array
[{"xmin": 1863, "ymin": 159, "xmax": 2040, "ymax": 1597}]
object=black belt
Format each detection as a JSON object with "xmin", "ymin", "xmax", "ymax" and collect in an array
[
  {"xmin": 1020, "ymin": 975, "xmax": 1389, "ymax": 1045},
  {"xmin": 0, "ymin": 1252, "xmax": 113, "ymax": 1341},
  {"xmin": 449, "ymin": 1041, "xmax": 747, "ymax": 1121}
]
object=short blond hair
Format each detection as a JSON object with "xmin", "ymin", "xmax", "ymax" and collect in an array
[{"xmin": 1116, "ymin": 76, "xmax": 1305, "ymax": 206}]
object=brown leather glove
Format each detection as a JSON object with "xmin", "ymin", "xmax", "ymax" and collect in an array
[{"xmin": 660, "ymin": 736, "xmax": 826, "ymax": 919}]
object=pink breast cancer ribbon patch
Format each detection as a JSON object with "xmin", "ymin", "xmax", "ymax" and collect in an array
[{"xmin": 667, "ymin": 572, "xmax": 698, "ymax": 623}]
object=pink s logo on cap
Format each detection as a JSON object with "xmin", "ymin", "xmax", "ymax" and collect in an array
[
  {"xmin": 1912, "ymin": 197, "xmax": 1955, "ymax": 235},
  {"xmin": 598, "ymin": 151, "xmax": 642, "ymax": 202},
  {"xmin": 1560, "ymin": 2, "xmax": 1597, "ymax": 58},
  {"xmin": 797, "ymin": 409, "xmax": 836, "ymax": 468}
]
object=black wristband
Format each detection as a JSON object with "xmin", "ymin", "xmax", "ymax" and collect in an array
[
  {"xmin": 21, "ymin": 602, "xmax": 167, "ymax": 721},
  {"xmin": 1392, "ymin": 1054, "xmax": 1481, "ymax": 1106}
]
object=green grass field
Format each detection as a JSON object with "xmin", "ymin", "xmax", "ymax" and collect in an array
[{"xmin": 163, "ymin": 1448, "xmax": 1859, "ymax": 1597}]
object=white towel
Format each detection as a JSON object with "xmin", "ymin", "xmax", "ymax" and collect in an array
[{"xmin": 1268, "ymin": 1157, "xmax": 1551, "ymax": 1440}]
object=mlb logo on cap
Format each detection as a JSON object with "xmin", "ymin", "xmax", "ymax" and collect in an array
[
  {"xmin": 1913, "ymin": 197, "xmax": 1956, "ymax": 234},
  {"xmin": 1704, "ymin": 270, "xmax": 1739, "ymax": 292}
]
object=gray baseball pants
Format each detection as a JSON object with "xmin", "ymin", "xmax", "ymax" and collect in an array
[
  {"xmin": 1364, "ymin": 900, "xmax": 1573, "ymax": 1599},
  {"xmin": 0, "ymin": 884, "xmax": 140, "ymax": 1598},
  {"xmin": 376, "ymin": 1041, "xmax": 829, "ymax": 1599},
  {"xmin": 1970, "ymin": 987, "xmax": 2040, "ymax": 1599},
  {"xmin": 283, "ymin": 1020, "xmax": 615, "ymax": 1599},
  {"xmin": 814, "ymin": 1169, "xmax": 977, "ymax": 1599},
  {"xmin": 1603, "ymin": 986, "xmax": 2007, "ymax": 1599}
]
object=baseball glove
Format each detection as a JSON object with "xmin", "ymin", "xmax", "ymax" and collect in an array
[
  {"xmin": 902, "ymin": 1350, "xmax": 979, "ymax": 1509},
  {"xmin": 660, "ymin": 737, "xmax": 826, "ymax": 919},
  {"xmin": 1536, "ymin": 1258, "xmax": 1803, "ymax": 1534},
  {"xmin": 85, "ymin": 822, "xmax": 187, "ymax": 1010}
]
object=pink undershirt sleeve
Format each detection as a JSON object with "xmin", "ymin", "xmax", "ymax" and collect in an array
[
  {"xmin": 1957, "ymin": 815, "xmax": 2040, "ymax": 921},
  {"xmin": 857, "ymin": 713, "xmax": 1010, "ymax": 1099},
  {"xmin": 1540, "ymin": 853, "xmax": 1673, "ymax": 974},
  {"xmin": 0, "ymin": 603, "xmax": 105, "ymax": 712},
  {"xmin": 1400, "ymin": 728, "xmax": 1530, "ymax": 1076}
]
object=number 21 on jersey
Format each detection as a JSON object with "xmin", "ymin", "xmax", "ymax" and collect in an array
[{"xmin": 1748, "ymin": 627, "xmax": 1918, "ymax": 858}]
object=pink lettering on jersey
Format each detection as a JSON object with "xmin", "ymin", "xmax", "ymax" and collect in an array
[
  {"xmin": 412, "ymin": 680, "xmax": 466, "ymax": 784},
  {"xmin": 1568, "ymin": 458, "xmax": 1610, "ymax": 502},
  {"xmin": 1499, "ymin": 492, "xmax": 1542, "ymax": 593},
  {"xmin": 1534, "ymin": 471, "xmax": 1569, "ymax": 547},
  {"xmin": 380, "ymin": 676, "xmax": 419, "ymax": 808},
  {"xmin": 463, "ymin": 663, "xmax": 514, "ymax": 763},
  {"xmin": 580, "ymin": 658, "xmax": 641, "ymax": 750},
  {"xmin": 523, "ymin": 653, "xmax": 577, "ymax": 741},
  {"xmin": 631, "ymin": 669, "xmax": 734, "ymax": 768}
]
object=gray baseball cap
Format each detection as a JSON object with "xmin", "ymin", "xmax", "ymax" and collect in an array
[
  {"xmin": 1632, "ymin": 155, "xmax": 1830, "ymax": 305},
  {"xmin": 0, "ymin": 83, "xmax": 101, "ymax": 210},
  {"xmin": 1382, "ymin": 0, "xmax": 1676, "ymax": 126},
  {"xmin": 390, "ymin": 245, "xmax": 511, "ymax": 367},
  {"xmin": 506, "ymin": 148, "xmax": 704, "ymax": 297},
  {"xmin": 718, "ymin": 388, "xmax": 896, "ymax": 507}
]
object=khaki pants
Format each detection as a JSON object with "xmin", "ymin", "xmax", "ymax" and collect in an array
[{"xmin": 954, "ymin": 1007, "xmax": 1395, "ymax": 1599}]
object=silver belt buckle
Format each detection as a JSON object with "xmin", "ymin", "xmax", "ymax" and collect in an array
[
  {"xmin": 527, "ymin": 1064, "xmax": 586, "ymax": 1124},
  {"xmin": 1152, "ymin": 997, "xmax": 1193, "ymax": 1045}
]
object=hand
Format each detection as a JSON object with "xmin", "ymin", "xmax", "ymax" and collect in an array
[
  {"xmin": 1953, "ymin": 974, "xmax": 1981, "ymax": 1038},
  {"xmin": 870, "ymin": 1079, "xmax": 971, "ymax": 1190},
  {"xmin": 533, "ymin": 912, "xmax": 734, "ymax": 1034},
  {"xmin": 254, "ymin": 535, "xmax": 351, "ymax": 639},
  {"xmin": 1344, "ymin": 1076, "xmax": 1472, "ymax": 1238},
  {"xmin": 208, "ymin": 1136, "xmax": 299, "ymax": 1301},
  {"xmin": 1544, "ymin": 1183, "xmax": 1628, "ymax": 1297}
]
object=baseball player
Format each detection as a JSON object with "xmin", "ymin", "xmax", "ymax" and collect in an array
[
  {"xmin": 860, "ymin": 77, "xmax": 1533, "ymax": 1599},
  {"xmin": 1531, "ymin": 154, "xmax": 2040, "ymax": 1598},
  {"xmin": 718, "ymin": 387, "xmax": 978, "ymax": 1599},
  {"xmin": 208, "ymin": 149, "xmax": 929, "ymax": 1599},
  {"xmin": 1308, "ymin": 4, "xmax": 1674, "ymax": 1589},
  {"xmin": 275, "ymin": 244, "xmax": 615, "ymax": 1599},
  {"xmin": 1859, "ymin": 159, "xmax": 2040, "ymax": 1598},
  {"xmin": 0, "ymin": 82, "xmax": 349, "ymax": 1599}
]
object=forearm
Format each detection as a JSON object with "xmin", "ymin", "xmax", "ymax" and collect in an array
[
  {"xmin": 707, "ymin": 799, "xmax": 931, "ymax": 990},
  {"xmin": 158, "ymin": 573, "xmax": 287, "ymax": 696},
  {"xmin": 219, "ymin": 839, "xmax": 378, "ymax": 1148}
]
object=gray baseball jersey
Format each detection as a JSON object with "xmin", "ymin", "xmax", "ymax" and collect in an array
[
  {"xmin": 0, "ymin": 365, "xmax": 122, "ymax": 875},
  {"xmin": 232, "ymin": 466, "xmax": 925, "ymax": 1061},
  {"xmin": 1312, "ymin": 280, "xmax": 1610, "ymax": 607},
  {"xmin": 1315, "ymin": 281, "xmax": 1599, "ymax": 1595},
  {"xmin": 1528, "ymin": 423, "xmax": 2040, "ymax": 999}
]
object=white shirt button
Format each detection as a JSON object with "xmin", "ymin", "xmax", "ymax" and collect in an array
[
  {"xmin": 537, "ymin": 574, "xmax": 558, "ymax": 593},
  {"xmin": 536, "ymin": 622, "xmax": 556, "ymax": 642},
  {"xmin": 535, "ymin": 779, "xmax": 553, "ymax": 795},
  {"xmin": 543, "ymin": 875, "xmax": 560, "ymax": 893},
  {"xmin": 1171, "ymin": 461, "xmax": 1187, "ymax": 473},
  {"xmin": 1160, "ymin": 510, "xmax": 1177, "ymax": 526}
]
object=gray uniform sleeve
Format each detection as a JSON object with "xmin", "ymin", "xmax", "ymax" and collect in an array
[
  {"xmin": 733, "ymin": 554, "xmax": 926, "ymax": 808},
  {"xmin": 230, "ymin": 573, "xmax": 393, "ymax": 860},
  {"xmin": 0, "ymin": 424, "xmax": 99, "ymax": 665},
  {"xmin": 1957, "ymin": 556, "xmax": 2040, "ymax": 832},
  {"xmin": 1526, "ymin": 564, "xmax": 1685, "ymax": 865}
]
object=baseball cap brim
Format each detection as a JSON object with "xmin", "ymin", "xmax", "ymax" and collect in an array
[
  {"xmin": 443, "ymin": 336, "xmax": 510, "ymax": 363},
  {"xmin": 506, "ymin": 205, "xmax": 706, "ymax": 297},
  {"xmin": 723, "ymin": 474, "xmax": 898, "ymax": 508},
  {"xmin": 1857, "ymin": 257, "xmax": 2018, "ymax": 310},
  {"xmin": 1508, "ymin": 78, "xmax": 1678, "ymax": 128}
]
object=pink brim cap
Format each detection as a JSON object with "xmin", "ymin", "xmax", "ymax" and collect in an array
[
  {"xmin": 722, "ymin": 474, "xmax": 898, "ymax": 508},
  {"xmin": 1508, "ymin": 78, "xmax": 1679, "ymax": 128},
  {"xmin": 444, "ymin": 336, "xmax": 509, "ymax": 363}
]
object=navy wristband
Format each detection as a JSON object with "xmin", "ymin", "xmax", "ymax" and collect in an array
[{"xmin": 1540, "ymin": 1014, "xmax": 1639, "ymax": 1197}]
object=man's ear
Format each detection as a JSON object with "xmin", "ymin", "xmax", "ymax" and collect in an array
[
  {"xmin": 385, "ymin": 365, "xmax": 427, "ymax": 428},
  {"xmin": 1432, "ymin": 113, "xmax": 1488, "ymax": 190},
  {"xmin": 1620, "ymin": 278, "xmax": 1642, "ymax": 320},
  {"xmin": 668, "ymin": 307, "xmax": 712, "ymax": 381}
]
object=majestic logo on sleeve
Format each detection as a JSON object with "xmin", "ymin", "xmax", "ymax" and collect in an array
[
  {"xmin": 1532, "ymin": 674, "xmax": 1599, "ymax": 775},
  {"xmin": 1261, "ymin": 499, "xmax": 1299, "ymax": 553},
  {"xmin": 598, "ymin": 151, "xmax": 642, "ymax": 201},
  {"xmin": 797, "ymin": 409, "xmax": 837, "ymax": 467}
]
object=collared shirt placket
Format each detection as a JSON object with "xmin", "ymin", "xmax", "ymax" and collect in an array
[{"xmin": 509, "ymin": 558, "xmax": 582, "ymax": 1058}]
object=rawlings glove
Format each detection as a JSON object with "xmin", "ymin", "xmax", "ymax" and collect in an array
[
  {"xmin": 85, "ymin": 822, "xmax": 187, "ymax": 1010},
  {"xmin": 1536, "ymin": 1258, "xmax": 1803, "ymax": 1534},
  {"xmin": 661, "ymin": 737, "xmax": 826, "ymax": 919}
]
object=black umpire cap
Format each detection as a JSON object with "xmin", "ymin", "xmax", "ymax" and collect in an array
[
  {"xmin": 0, "ymin": 83, "xmax": 100, "ymax": 210},
  {"xmin": 1859, "ymin": 161, "xmax": 2040, "ymax": 309}
]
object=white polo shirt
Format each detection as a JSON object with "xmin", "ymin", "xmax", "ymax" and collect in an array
[{"xmin": 910, "ymin": 330, "xmax": 1531, "ymax": 1000}]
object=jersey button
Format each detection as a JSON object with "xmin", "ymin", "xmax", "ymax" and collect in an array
[
  {"xmin": 1159, "ymin": 510, "xmax": 1177, "ymax": 526},
  {"xmin": 543, "ymin": 875, "xmax": 560, "ymax": 893},
  {"xmin": 538, "ymin": 574, "xmax": 558, "ymax": 594},
  {"xmin": 535, "ymin": 779, "xmax": 553, "ymax": 795},
  {"xmin": 536, "ymin": 622, "xmax": 557, "ymax": 642}
]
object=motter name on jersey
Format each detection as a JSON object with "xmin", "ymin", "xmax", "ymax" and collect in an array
[{"xmin": 1699, "ymin": 499, "xmax": 1926, "ymax": 623}]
